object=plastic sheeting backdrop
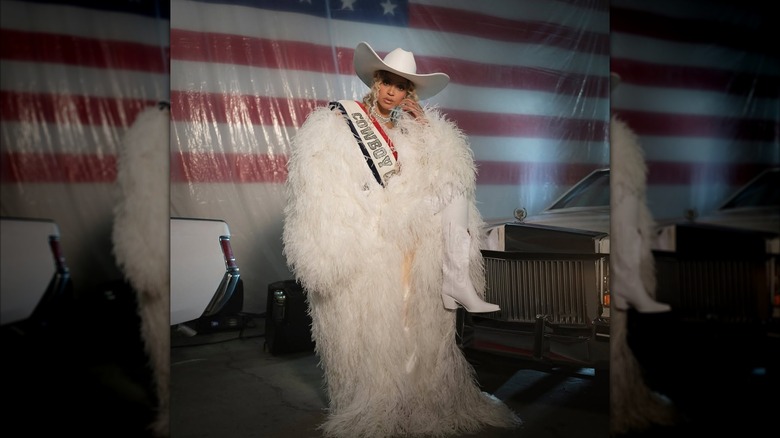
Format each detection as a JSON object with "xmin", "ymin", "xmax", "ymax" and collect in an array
[
  {"xmin": 611, "ymin": 0, "xmax": 779, "ymax": 219},
  {"xmin": 169, "ymin": 0, "xmax": 611, "ymax": 312},
  {"xmin": 1, "ymin": 0, "xmax": 170, "ymax": 297},
  {"xmin": 3, "ymin": 0, "xmax": 775, "ymax": 315}
]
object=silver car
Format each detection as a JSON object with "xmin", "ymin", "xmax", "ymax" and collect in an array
[
  {"xmin": 0, "ymin": 217, "xmax": 72, "ymax": 332},
  {"xmin": 464, "ymin": 168, "xmax": 611, "ymax": 369},
  {"xmin": 170, "ymin": 217, "xmax": 245, "ymax": 335},
  {"xmin": 653, "ymin": 167, "xmax": 779, "ymax": 332}
]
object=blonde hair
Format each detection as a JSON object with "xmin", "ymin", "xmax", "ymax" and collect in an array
[{"xmin": 362, "ymin": 70, "xmax": 419, "ymax": 110}]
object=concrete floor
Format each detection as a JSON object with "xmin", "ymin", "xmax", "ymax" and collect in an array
[
  {"xmin": 1, "ymin": 282, "xmax": 607, "ymax": 438},
  {"xmin": 3, "ymin": 280, "xmax": 159, "ymax": 437},
  {"xmin": 170, "ymin": 316, "xmax": 610, "ymax": 438},
  {"xmin": 4, "ymin": 288, "xmax": 776, "ymax": 438},
  {"xmin": 617, "ymin": 309, "xmax": 780, "ymax": 438}
]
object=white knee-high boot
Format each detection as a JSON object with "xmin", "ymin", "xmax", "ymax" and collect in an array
[
  {"xmin": 612, "ymin": 169, "xmax": 671, "ymax": 314},
  {"xmin": 441, "ymin": 194, "xmax": 500, "ymax": 313},
  {"xmin": 611, "ymin": 212, "xmax": 671, "ymax": 313}
]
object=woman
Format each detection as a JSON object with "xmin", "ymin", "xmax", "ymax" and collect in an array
[{"xmin": 282, "ymin": 41, "xmax": 519, "ymax": 437}]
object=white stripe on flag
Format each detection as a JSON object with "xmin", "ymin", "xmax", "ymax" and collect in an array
[
  {"xmin": 614, "ymin": 83, "xmax": 779, "ymax": 117},
  {"xmin": 1, "ymin": 121, "xmax": 123, "ymax": 154},
  {"xmin": 1, "ymin": 61, "xmax": 168, "ymax": 99},
  {"xmin": 612, "ymin": 33, "xmax": 778, "ymax": 72},
  {"xmin": 640, "ymin": 137, "xmax": 779, "ymax": 164}
]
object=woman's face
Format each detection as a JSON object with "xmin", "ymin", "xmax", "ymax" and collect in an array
[{"xmin": 375, "ymin": 72, "xmax": 411, "ymax": 114}]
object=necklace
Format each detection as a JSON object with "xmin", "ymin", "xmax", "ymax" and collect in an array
[{"xmin": 371, "ymin": 103, "xmax": 392, "ymax": 124}]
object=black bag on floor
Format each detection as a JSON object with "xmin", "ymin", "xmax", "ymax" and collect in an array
[{"xmin": 265, "ymin": 279, "xmax": 315, "ymax": 355}]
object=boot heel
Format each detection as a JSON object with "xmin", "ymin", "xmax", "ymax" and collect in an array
[{"xmin": 441, "ymin": 294, "xmax": 459, "ymax": 310}]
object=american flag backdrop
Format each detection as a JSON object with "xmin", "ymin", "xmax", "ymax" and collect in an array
[
  {"xmin": 0, "ymin": 0, "xmax": 170, "ymax": 295},
  {"xmin": 611, "ymin": 0, "xmax": 779, "ymax": 220},
  {"xmin": 6, "ymin": 1, "xmax": 773, "ymax": 316},
  {"xmin": 170, "ymin": 0, "xmax": 610, "ymax": 312}
]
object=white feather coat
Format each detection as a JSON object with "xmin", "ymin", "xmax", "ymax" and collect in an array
[
  {"xmin": 609, "ymin": 114, "xmax": 676, "ymax": 435},
  {"xmin": 283, "ymin": 105, "xmax": 519, "ymax": 437},
  {"xmin": 112, "ymin": 104, "xmax": 170, "ymax": 437}
]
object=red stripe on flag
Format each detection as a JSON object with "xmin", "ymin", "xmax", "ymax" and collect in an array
[
  {"xmin": 615, "ymin": 109, "xmax": 776, "ymax": 142},
  {"xmin": 423, "ymin": 56, "xmax": 607, "ymax": 98},
  {"xmin": 170, "ymin": 30, "xmax": 607, "ymax": 97},
  {"xmin": 1, "ymin": 91, "xmax": 157, "ymax": 127},
  {"xmin": 171, "ymin": 30, "xmax": 334, "ymax": 74},
  {"xmin": 170, "ymin": 91, "xmax": 320, "ymax": 126},
  {"xmin": 448, "ymin": 108, "xmax": 607, "ymax": 141},
  {"xmin": 409, "ymin": 4, "xmax": 609, "ymax": 54},
  {"xmin": 0, "ymin": 29, "xmax": 169, "ymax": 74},
  {"xmin": 611, "ymin": 58, "xmax": 780, "ymax": 98},
  {"xmin": 170, "ymin": 152, "xmax": 288, "ymax": 183},
  {"xmin": 0, "ymin": 151, "xmax": 116, "ymax": 183},
  {"xmin": 170, "ymin": 91, "xmax": 607, "ymax": 141}
]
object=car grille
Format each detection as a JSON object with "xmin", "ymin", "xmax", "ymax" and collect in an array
[
  {"xmin": 482, "ymin": 254, "xmax": 597, "ymax": 325},
  {"xmin": 656, "ymin": 256, "xmax": 770, "ymax": 323}
]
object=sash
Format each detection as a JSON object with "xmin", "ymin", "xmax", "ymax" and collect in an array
[{"xmin": 329, "ymin": 100, "xmax": 399, "ymax": 187}]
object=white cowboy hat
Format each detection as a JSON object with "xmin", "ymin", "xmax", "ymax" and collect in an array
[{"xmin": 353, "ymin": 41, "xmax": 450, "ymax": 100}]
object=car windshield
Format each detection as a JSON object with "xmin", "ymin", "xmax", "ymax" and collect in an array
[
  {"xmin": 549, "ymin": 170, "xmax": 610, "ymax": 210},
  {"xmin": 719, "ymin": 168, "xmax": 780, "ymax": 210}
]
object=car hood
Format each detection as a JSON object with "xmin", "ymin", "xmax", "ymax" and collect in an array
[
  {"xmin": 518, "ymin": 207, "xmax": 610, "ymax": 235},
  {"xmin": 692, "ymin": 206, "xmax": 779, "ymax": 235},
  {"xmin": 485, "ymin": 222, "xmax": 609, "ymax": 255},
  {"xmin": 652, "ymin": 220, "xmax": 779, "ymax": 255}
]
